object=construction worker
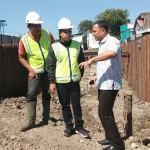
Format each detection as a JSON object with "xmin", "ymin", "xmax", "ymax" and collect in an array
[
  {"xmin": 18, "ymin": 11, "xmax": 56, "ymax": 132},
  {"xmin": 47, "ymin": 18, "xmax": 89, "ymax": 138},
  {"xmin": 79, "ymin": 20, "xmax": 125, "ymax": 150}
]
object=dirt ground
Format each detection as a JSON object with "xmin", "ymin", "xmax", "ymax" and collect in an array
[{"xmin": 1, "ymin": 63, "xmax": 150, "ymax": 150}]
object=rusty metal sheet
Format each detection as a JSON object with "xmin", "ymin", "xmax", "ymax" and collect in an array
[
  {"xmin": 122, "ymin": 35, "xmax": 150, "ymax": 102},
  {"xmin": 132, "ymin": 41, "xmax": 137, "ymax": 91},
  {"xmin": 146, "ymin": 35, "xmax": 150, "ymax": 102},
  {"xmin": 0, "ymin": 44, "xmax": 27, "ymax": 98},
  {"xmin": 0, "ymin": 45, "xmax": 3, "ymax": 98},
  {"xmin": 143, "ymin": 36, "xmax": 148, "ymax": 102}
]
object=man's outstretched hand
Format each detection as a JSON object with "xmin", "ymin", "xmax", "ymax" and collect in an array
[{"xmin": 79, "ymin": 58, "xmax": 93, "ymax": 69}]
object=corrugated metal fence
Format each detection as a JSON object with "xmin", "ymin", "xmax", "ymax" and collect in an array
[
  {"xmin": 0, "ymin": 44, "xmax": 27, "ymax": 99},
  {"xmin": 0, "ymin": 34, "xmax": 19, "ymax": 44},
  {"xmin": 122, "ymin": 34, "xmax": 150, "ymax": 102}
]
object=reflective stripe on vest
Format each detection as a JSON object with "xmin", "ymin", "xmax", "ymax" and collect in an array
[
  {"xmin": 23, "ymin": 36, "xmax": 32, "ymax": 55},
  {"xmin": 53, "ymin": 42, "xmax": 61, "ymax": 62},
  {"xmin": 55, "ymin": 73, "xmax": 80, "ymax": 82}
]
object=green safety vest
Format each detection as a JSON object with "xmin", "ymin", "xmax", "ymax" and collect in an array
[
  {"xmin": 52, "ymin": 40, "xmax": 81, "ymax": 83},
  {"xmin": 21, "ymin": 29, "xmax": 51, "ymax": 73}
]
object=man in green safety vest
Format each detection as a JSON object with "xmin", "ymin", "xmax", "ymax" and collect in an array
[
  {"xmin": 47, "ymin": 18, "xmax": 89, "ymax": 138},
  {"xmin": 18, "ymin": 11, "xmax": 56, "ymax": 132}
]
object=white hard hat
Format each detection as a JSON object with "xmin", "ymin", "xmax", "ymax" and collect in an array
[
  {"xmin": 57, "ymin": 18, "xmax": 74, "ymax": 29},
  {"xmin": 26, "ymin": 11, "xmax": 43, "ymax": 24}
]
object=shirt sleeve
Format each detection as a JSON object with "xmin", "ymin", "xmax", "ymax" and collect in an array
[
  {"xmin": 107, "ymin": 37, "xmax": 120, "ymax": 54},
  {"xmin": 18, "ymin": 39, "xmax": 26, "ymax": 55},
  {"xmin": 47, "ymin": 45, "xmax": 56, "ymax": 84}
]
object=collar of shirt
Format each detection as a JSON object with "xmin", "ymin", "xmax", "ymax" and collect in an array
[
  {"xmin": 99, "ymin": 34, "xmax": 110, "ymax": 46},
  {"xmin": 59, "ymin": 39, "xmax": 72, "ymax": 48}
]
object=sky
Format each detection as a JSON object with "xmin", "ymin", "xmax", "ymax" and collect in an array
[{"xmin": 1, "ymin": 0, "xmax": 150, "ymax": 39}]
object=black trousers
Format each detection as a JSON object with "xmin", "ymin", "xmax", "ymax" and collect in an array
[
  {"xmin": 56, "ymin": 81, "xmax": 84, "ymax": 129},
  {"xmin": 98, "ymin": 90, "xmax": 125, "ymax": 150}
]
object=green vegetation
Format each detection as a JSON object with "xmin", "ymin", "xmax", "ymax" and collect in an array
[
  {"xmin": 78, "ymin": 8, "xmax": 130, "ymax": 38},
  {"xmin": 77, "ymin": 20, "xmax": 94, "ymax": 33}
]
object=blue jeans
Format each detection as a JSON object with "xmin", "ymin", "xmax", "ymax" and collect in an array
[
  {"xmin": 26, "ymin": 72, "xmax": 51, "ymax": 103},
  {"xmin": 56, "ymin": 81, "xmax": 84, "ymax": 129}
]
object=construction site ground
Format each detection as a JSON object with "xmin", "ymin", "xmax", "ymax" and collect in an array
[{"xmin": 1, "ymin": 63, "xmax": 150, "ymax": 150}]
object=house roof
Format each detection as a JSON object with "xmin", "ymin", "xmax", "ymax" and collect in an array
[
  {"xmin": 72, "ymin": 33, "xmax": 83, "ymax": 37},
  {"xmin": 137, "ymin": 20, "xmax": 144, "ymax": 27},
  {"xmin": 133, "ymin": 12, "xmax": 150, "ymax": 30}
]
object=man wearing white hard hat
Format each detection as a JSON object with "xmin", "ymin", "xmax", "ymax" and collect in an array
[
  {"xmin": 18, "ymin": 11, "xmax": 56, "ymax": 131},
  {"xmin": 47, "ymin": 18, "xmax": 89, "ymax": 138}
]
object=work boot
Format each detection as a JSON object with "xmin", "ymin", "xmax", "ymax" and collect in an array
[
  {"xmin": 20, "ymin": 102, "xmax": 36, "ymax": 132},
  {"xmin": 42, "ymin": 100, "xmax": 56, "ymax": 126}
]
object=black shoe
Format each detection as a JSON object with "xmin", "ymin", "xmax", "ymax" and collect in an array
[
  {"xmin": 97, "ymin": 139, "xmax": 110, "ymax": 145},
  {"xmin": 63, "ymin": 127, "xmax": 73, "ymax": 137},
  {"xmin": 75, "ymin": 128, "xmax": 89, "ymax": 138},
  {"xmin": 103, "ymin": 145, "xmax": 116, "ymax": 150}
]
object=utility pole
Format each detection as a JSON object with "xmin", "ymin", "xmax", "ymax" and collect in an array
[{"xmin": 0, "ymin": 20, "xmax": 7, "ymax": 35}]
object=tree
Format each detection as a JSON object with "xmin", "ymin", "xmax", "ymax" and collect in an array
[
  {"xmin": 77, "ymin": 20, "xmax": 94, "ymax": 33},
  {"xmin": 95, "ymin": 9, "xmax": 130, "ymax": 38},
  {"xmin": 77, "ymin": 20, "xmax": 94, "ymax": 50}
]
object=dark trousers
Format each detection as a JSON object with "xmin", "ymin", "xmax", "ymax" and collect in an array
[
  {"xmin": 27, "ymin": 72, "xmax": 51, "ymax": 103},
  {"xmin": 56, "ymin": 81, "xmax": 84, "ymax": 129},
  {"xmin": 98, "ymin": 90, "xmax": 125, "ymax": 150}
]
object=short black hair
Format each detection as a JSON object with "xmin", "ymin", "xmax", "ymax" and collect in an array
[{"xmin": 94, "ymin": 20, "xmax": 108, "ymax": 32}]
